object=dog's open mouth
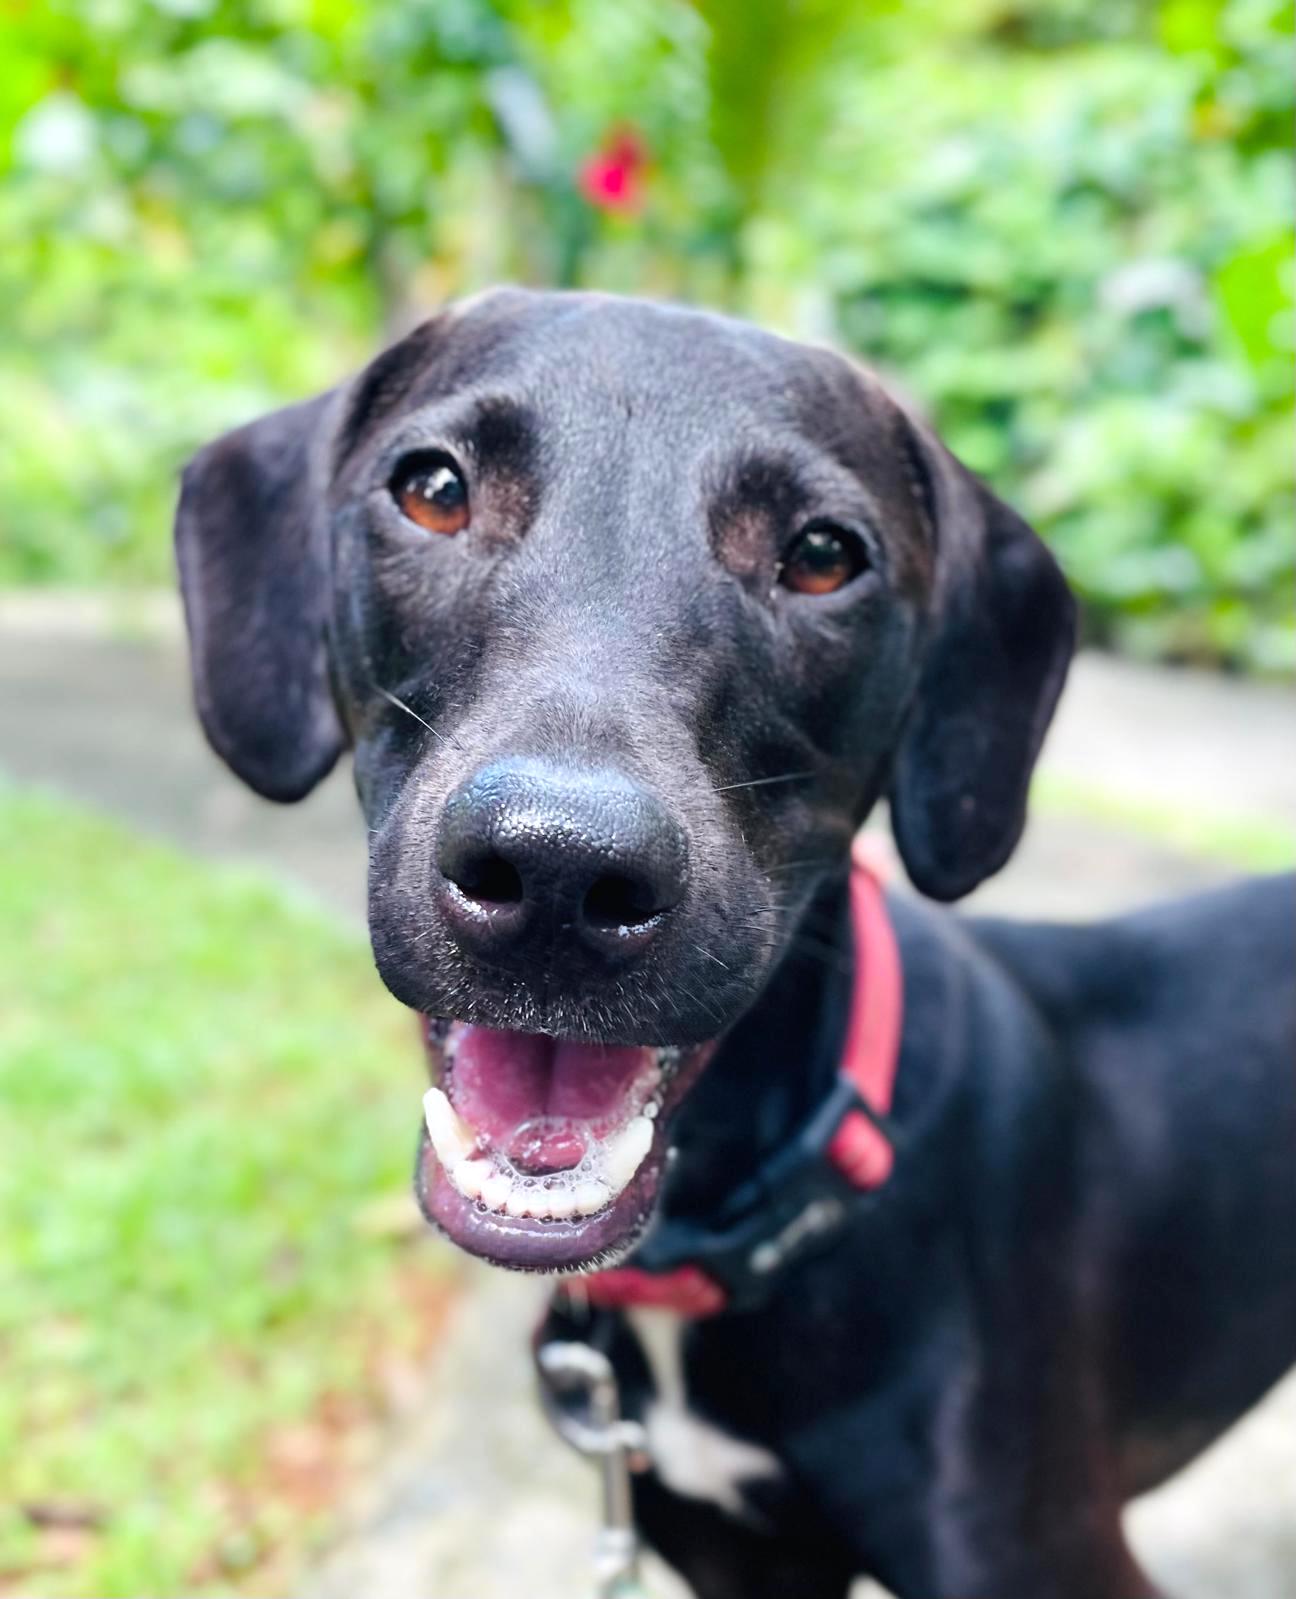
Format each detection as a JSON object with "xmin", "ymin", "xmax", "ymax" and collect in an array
[{"xmin": 415, "ymin": 1018, "xmax": 713, "ymax": 1271}]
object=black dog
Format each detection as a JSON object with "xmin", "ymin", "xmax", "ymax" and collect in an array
[{"xmin": 175, "ymin": 289, "xmax": 1295, "ymax": 1598}]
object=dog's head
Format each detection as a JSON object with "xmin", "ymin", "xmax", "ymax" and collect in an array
[{"xmin": 176, "ymin": 289, "xmax": 1074, "ymax": 1270}]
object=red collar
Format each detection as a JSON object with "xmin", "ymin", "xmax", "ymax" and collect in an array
[{"xmin": 567, "ymin": 844, "xmax": 904, "ymax": 1318}]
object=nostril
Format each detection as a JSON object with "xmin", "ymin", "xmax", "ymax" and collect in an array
[
  {"xmin": 447, "ymin": 851, "xmax": 524, "ymax": 906},
  {"xmin": 583, "ymin": 872, "xmax": 668, "ymax": 930}
]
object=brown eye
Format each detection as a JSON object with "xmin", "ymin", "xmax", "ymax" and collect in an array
[
  {"xmin": 778, "ymin": 524, "xmax": 869, "ymax": 595},
  {"xmin": 390, "ymin": 454, "xmax": 470, "ymax": 535}
]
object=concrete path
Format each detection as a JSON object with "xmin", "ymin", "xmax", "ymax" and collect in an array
[
  {"xmin": 2, "ymin": 598, "xmax": 1292, "ymax": 1598},
  {"xmin": 0, "ymin": 616, "xmax": 367, "ymax": 920}
]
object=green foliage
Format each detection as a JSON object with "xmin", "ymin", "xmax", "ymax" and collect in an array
[
  {"xmin": 0, "ymin": 786, "xmax": 449, "ymax": 1595},
  {"xmin": 0, "ymin": 0, "xmax": 1291, "ymax": 668},
  {"xmin": 794, "ymin": 0, "xmax": 1295, "ymax": 670}
]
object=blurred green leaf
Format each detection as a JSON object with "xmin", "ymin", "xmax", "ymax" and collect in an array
[{"xmin": 1215, "ymin": 230, "xmax": 1293, "ymax": 371}]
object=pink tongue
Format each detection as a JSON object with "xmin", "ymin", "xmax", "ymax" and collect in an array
[{"xmin": 448, "ymin": 1026, "xmax": 656, "ymax": 1171}]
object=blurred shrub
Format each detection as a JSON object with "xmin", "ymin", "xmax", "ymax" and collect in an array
[
  {"xmin": 798, "ymin": 0, "xmax": 1295, "ymax": 670},
  {"xmin": 0, "ymin": 0, "xmax": 1290, "ymax": 669}
]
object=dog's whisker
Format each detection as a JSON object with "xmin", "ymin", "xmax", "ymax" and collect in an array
[
  {"xmin": 373, "ymin": 683, "xmax": 464, "ymax": 751},
  {"xmin": 693, "ymin": 943, "xmax": 730, "ymax": 971},
  {"xmin": 673, "ymin": 977, "xmax": 724, "ymax": 1027},
  {"xmin": 711, "ymin": 770, "xmax": 815, "ymax": 794}
]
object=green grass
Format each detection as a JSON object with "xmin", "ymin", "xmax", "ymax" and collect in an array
[
  {"xmin": 0, "ymin": 788, "xmax": 453, "ymax": 1597},
  {"xmin": 1031, "ymin": 772, "xmax": 1296, "ymax": 874}
]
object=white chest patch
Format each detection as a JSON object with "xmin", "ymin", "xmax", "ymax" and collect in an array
[{"xmin": 627, "ymin": 1308, "xmax": 783, "ymax": 1520}]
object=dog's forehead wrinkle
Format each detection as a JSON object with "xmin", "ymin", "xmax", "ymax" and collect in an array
[
  {"xmin": 441, "ymin": 290, "xmax": 809, "ymax": 437},
  {"xmin": 351, "ymin": 290, "xmax": 882, "ymax": 448}
]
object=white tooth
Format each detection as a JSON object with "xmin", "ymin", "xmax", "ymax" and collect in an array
[
  {"xmin": 423, "ymin": 1087, "xmax": 476, "ymax": 1168},
  {"xmin": 482, "ymin": 1172, "xmax": 514, "ymax": 1212},
  {"xmin": 453, "ymin": 1158, "xmax": 491, "ymax": 1202},
  {"xmin": 506, "ymin": 1190, "xmax": 534, "ymax": 1219},
  {"xmin": 644, "ymin": 1101, "xmax": 659, "ymax": 1120},
  {"xmin": 572, "ymin": 1180, "xmax": 611, "ymax": 1216},
  {"xmin": 547, "ymin": 1189, "xmax": 576, "ymax": 1220},
  {"xmin": 604, "ymin": 1116, "xmax": 654, "ymax": 1194},
  {"xmin": 528, "ymin": 1190, "xmax": 554, "ymax": 1220}
]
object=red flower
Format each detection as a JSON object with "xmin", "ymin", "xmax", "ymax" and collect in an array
[{"xmin": 578, "ymin": 128, "xmax": 647, "ymax": 215}]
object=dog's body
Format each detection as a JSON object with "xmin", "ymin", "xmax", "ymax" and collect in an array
[
  {"xmin": 544, "ymin": 876, "xmax": 1296, "ymax": 1598},
  {"xmin": 174, "ymin": 289, "xmax": 1295, "ymax": 1598}
]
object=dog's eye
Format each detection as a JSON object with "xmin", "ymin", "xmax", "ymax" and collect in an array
[
  {"xmin": 389, "ymin": 454, "xmax": 470, "ymax": 535},
  {"xmin": 778, "ymin": 523, "xmax": 869, "ymax": 596}
]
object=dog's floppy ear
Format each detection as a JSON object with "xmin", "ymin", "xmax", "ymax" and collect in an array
[
  {"xmin": 889, "ymin": 414, "xmax": 1077, "ymax": 901},
  {"xmin": 175, "ymin": 390, "xmax": 345, "ymax": 802}
]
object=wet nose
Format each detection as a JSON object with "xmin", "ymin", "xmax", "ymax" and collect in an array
[{"xmin": 436, "ymin": 760, "xmax": 687, "ymax": 960}]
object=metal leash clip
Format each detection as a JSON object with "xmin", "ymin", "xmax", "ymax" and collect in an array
[{"xmin": 536, "ymin": 1339, "xmax": 651, "ymax": 1599}]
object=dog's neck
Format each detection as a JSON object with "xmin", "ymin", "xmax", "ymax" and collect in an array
[{"xmin": 658, "ymin": 873, "xmax": 856, "ymax": 1222}]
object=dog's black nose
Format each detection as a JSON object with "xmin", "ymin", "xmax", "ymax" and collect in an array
[{"xmin": 436, "ymin": 760, "xmax": 687, "ymax": 960}]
